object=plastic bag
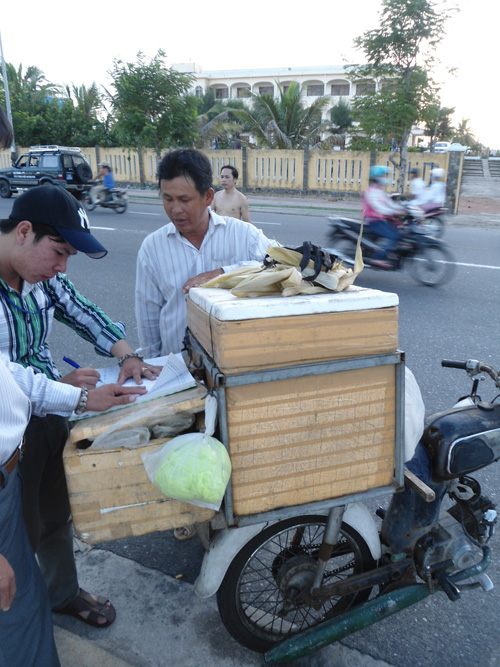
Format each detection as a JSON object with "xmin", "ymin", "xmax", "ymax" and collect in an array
[
  {"xmin": 141, "ymin": 395, "xmax": 231, "ymax": 511},
  {"xmin": 404, "ymin": 367, "xmax": 425, "ymax": 462}
]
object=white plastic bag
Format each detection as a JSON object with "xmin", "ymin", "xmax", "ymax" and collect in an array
[
  {"xmin": 141, "ymin": 395, "xmax": 231, "ymax": 511},
  {"xmin": 404, "ymin": 367, "xmax": 425, "ymax": 462}
]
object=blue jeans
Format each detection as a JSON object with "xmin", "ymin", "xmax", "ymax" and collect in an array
[
  {"xmin": 367, "ymin": 220, "xmax": 400, "ymax": 259},
  {"xmin": 0, "ymin": 469, "xmax": 60, "ymax": 667}
]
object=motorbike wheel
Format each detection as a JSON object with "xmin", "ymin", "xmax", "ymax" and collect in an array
[
  {"xmin": 216, "ymin": 515, "xmax": 375, "ymax": 653},
  {"xmin": 82, "ymin": 194, "xmax": 96, "ymax": 212},
  {"xmin": 329, "ymin": 238, "xmax": 357, "ymax": 264},
  {"xmin": 113, "ymin": 196, "xmax": 127, "ymax": 214},
  {"xmin": 422, "ymin": 216, "xmax": 445, "ymax": 237},
  {"xmin": 409, "ymin": 245, "xmax": 456, "ymax": 286}
]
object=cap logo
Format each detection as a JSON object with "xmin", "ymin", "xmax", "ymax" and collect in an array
[{"xmin": 78, "ymin": 207, "xmax": 90, "ymax": 231}]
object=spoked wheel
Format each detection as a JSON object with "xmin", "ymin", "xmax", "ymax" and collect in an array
[
  {"xmin": 216, "ymin": 515, "xmax": 375, "ymax": 653},
  {"xmin": 410, "ymin": 245, "xmax": 456, "ymax": 286}
]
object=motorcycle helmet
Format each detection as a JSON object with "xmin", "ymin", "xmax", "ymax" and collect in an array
[
  {"xmin": 409, "ymin": 167, "xmax": 419, "ymax": 176},
  {"xmin": 430, "ymin": 167, "xmax": 445, "ymax": 179},
  {"xmin": 369, "ymin": 165, "xmax": 390, "ymax": 184}
]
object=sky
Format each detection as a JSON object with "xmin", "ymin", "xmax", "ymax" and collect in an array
[{"xmin": 1, "ymin": 0, "xmax": 498, "ymax": 147}]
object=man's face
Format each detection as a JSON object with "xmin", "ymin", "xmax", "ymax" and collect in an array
[
  {"xmin": 13, "ymin": 224, "xmax": 77, "ymax": 283},
  {"xmin": 160, "ymin": 176, "xmax": 214, "ymax": 237},
  {"xmin": 220, "ymin": 168, "xmax": 237, "ymax": 189}
]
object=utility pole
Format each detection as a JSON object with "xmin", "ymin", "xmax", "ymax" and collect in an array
[{"xmin": 0, "ymin": 29, "xmax": 17, "ymax": 161}]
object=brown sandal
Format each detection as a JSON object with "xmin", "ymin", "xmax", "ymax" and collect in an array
[{"xmin": 57, "ymin": 588, "xmax": 116, "ymax": 628}]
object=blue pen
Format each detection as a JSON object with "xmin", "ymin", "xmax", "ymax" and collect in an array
[
  {"xmin": 63, "ymin": 356, "xmax": 102, "ymax": 384},
  {"xmin": 63, "ymin": 356, "xmax": 80, "ymax": 369}
]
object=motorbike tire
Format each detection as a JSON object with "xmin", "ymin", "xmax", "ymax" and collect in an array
[
  {"xmin": 216, "ymin": 514, "xmax": 375, "ymax": 653},
  {"xmin": 422, "ymin": 216, "xmax": 445, "ymax": 238},
  {"xmin": 329, "ymin": 238, "xmax": 357, "ymax": 264},
  {"xmin": 0, "ymin": 180, "xmax": 12, "ymax": 198},
  {"xmin": 82, "ymin": 193, "xmax": 96, "ymax": 212},
  {"xmin": 409, "ymin": 245, "xmax": 456, "ymax": 286},
  {"xmin": 113, "ymin": 197, "xmax": 127, "ymax": 214}
]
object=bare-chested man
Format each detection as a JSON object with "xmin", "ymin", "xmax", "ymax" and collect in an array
[{"xmin": 212, "ymin": 165, "xmax": 252, "ymax": 223}]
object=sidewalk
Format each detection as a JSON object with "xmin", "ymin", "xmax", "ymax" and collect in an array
[{"xmin": 53, "ymin": 544, "xmax": 394, "ymax": 667}]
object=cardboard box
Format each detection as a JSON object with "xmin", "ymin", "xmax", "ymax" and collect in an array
[
  {"xmin": 187, "ymin": 286, "xmax": 398, "ymax": 374},
  {"xmin": 64, "ymin": 386, "xmax": 214, "ymax": 544},
  {"xmin": 187, "ymin": 286, "xmax": 402, "ymax": 517}
]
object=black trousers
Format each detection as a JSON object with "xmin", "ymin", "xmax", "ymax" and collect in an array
[{"xmin": 19, "ymin": 414, "xmax": 79, "ymax": 610}]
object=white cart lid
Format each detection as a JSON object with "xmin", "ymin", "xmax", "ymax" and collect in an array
[{"xmin": 188, "ymin": 285, "xmax": 398, "ymax": 321}]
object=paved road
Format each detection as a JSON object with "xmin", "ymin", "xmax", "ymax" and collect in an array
[{"xmin": 0, "ymin": 192, "xmax": 499, "ymax": 666}]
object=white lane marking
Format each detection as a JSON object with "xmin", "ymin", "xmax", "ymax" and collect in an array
[
  {"xmin": 92, "ymin": 226, "xmax": 115, "ymax": 231},
  {"xmin": 133, "ymin": 211, "xmax": 161, "ymax": 216},
  {"xmin": 256, "ymin": 221, "xmax": 282, "ymax": 226},
  {"xmin": 414, "ymin": 258, "xmax": 500, "ymax": 270}
]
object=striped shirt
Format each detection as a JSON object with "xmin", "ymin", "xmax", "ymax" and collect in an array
[
  {"xmin": 0, "ymin": 273, "xmax": 126, "ymax": 380},
  {"xmin": 135, "ymin": 209, "xmax": 272, "ymax": 357},
  {"xmin": 0, "ymin": 352, "xmax": 81, "ymax": 464}
]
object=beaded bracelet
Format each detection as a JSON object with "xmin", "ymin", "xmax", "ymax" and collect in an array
[
  {"xmin": 117, "ymin": 352, "xmax": 144, "ymax": 367},
  {"xmin": 75, "ymin": 386, "xmax": 89, "ymax": 415}
]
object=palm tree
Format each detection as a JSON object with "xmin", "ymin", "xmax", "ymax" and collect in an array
[
  {"xmin": 195, "ymin": 98, "xmax": 247, "ymax": 148},
  {"xmin": 453, "ymin": 118, "xmax": 475, "ymax": 146},
  {"xmin": 233, "ymin": 81, "xmax": 332, "ymax": 149}
]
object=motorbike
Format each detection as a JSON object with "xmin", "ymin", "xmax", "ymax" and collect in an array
[
  {"xmin": 326, "ymin": 216, "xmax": 456, "ymax": 286},
  {"xmin": 196, "ymin": 358, "xmax": 500, "ymax": 664},
  {"xmin": 390, "ymin": 193, "xmax": 447, "ymax": 237},
  {"xmin": 82, "ymin": 187, "xmax": 128, "ymax": 214}
]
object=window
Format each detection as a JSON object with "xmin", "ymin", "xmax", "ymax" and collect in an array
[
  {"xmin": 259, "ymin": 85, "xmax": 273, "ymax": 95},
  {"xmin": 215, "ymin": 88, "xmax": 228, "ymax": 99},
  {"xmin": 39, "ymin": 155, "xmax": 60, "ymax": 169},
  {"xmin": 237, "ymin": 87, "xmax": 250, "ymax": 98},
  {"xmin": 29, "ymin": 155, "xmax": 40, "ymax": 167},
  {"xmin": 331, "ymin": 84, "xmax": 350, "ymax": 96},
  {"xmin": 195, "ymin": 86, "xmax": 203, "ymax": 98},
  {"xmin": 307, "ymin": 84, "xmax": 324, "ymax": 96},
  {"xmin": 356, "ymin": 82, "xmax": 376, "ymax": 95}
]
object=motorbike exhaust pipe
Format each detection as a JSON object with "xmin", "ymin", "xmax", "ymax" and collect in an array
[{"xmin": 264, "ymin": 584, "xmax": 430, "ymax": 664}]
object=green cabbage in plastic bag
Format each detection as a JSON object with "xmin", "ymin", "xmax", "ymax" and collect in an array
[{"xmin": 154, "ymin": 433, "xmax": 231, "ymax": 508}]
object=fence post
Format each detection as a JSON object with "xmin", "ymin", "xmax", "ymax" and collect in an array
[
  {"xmin": 242, "ymin": 146, "xmax": 247, "ymax": 189},
  {"xmin": 446, "ymin": 151, "xmax": 463, "ymax": 215},
  {"xmin": 303, "ymin": 145, "xmax": 309, "ymax": 193}
]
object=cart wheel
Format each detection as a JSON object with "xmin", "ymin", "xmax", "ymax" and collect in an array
[{"xmin": 216, "ymin": 514, "xmax": 375, "ymax": 653}]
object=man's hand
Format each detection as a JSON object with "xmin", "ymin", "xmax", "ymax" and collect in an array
[
  {"xmin": 86, "ymin": 384, "xmax": 147, "ymax": 412},
  {"xmin": 60, "ymin": 367, "xmax": 101, "ymax": 389},
  {"xmin": 117, "ymin": 359, "xmax": 162, "ymax": 385},
  {"xmin": 0, "ymin": 554, "xmax": 16, "ymax": 612},
  {"xmin": 182, "ymin": 269, "xmax": 223, "ymax": 294}
]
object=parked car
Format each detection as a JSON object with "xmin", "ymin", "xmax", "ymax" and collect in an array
[
  {"xmin": 0, "ymin": 145, "xmax": 93, "ymax": 199},
  {"xmin": 432, "ymin": 141, "xmax": 451, "ymax": 153},
  {"xmin": 448, "ymin": 143, "xmax": 468, "ymax": 152}
]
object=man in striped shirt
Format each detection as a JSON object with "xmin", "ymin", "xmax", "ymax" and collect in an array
[
  {"xmin": 136, "ymin": 149, "xmax": 273, "ymax": 359},
  {"xmin": 0, "ymin": 185, "xmax": 159, "ymax": 628},
  {"xmin": 135, "ymin": 149, "xmax": 274, "ymax": 540}
]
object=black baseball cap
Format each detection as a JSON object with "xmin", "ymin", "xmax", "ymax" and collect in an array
[{"xmin": 9, "ymin": 185, "xmax": 107, "ymax": 259}]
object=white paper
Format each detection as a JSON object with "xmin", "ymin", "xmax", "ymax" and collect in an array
[{"xmin": 70, "ymin": 353, "xmax": 196, "ymax": 420}]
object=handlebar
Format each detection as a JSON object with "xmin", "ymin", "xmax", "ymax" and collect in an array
[{"xmin": 442, "ymin": 359, "xmax": 500, "ymax": 389}]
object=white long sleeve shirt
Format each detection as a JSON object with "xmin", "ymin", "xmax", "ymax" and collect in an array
[
  {"xmin": 0, "ymin": 353, "xmax": 80, "ymax": 465},
  {"xmin": 135, "ymin": 209, "xmax": 273, "ymax": 357}
]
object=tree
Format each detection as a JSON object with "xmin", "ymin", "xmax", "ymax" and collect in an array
[
  {"xmin": 453, "ymin": 117, "xmax": 475, "ymax": 146},
  {"xmin": 422, "ymin": 103, "xmax": 455, "ymax": 149},
  {"xmin": 194, "ymin": 98, "xmax": 247, "ymax": 149},
  {"xmin": 348, "ymin": 0, "xmax": 455, "ymax": 190},
  {"xmin": 329, "ymin": 99, "xmax": 354, "ymax": 148},
  {"xmin": 232, "ymin": 81, "xmax": 332, "ymax": 149},
  {"xmin": 107, "ymin": 51, "xmax": 198, "ymax": 153}
]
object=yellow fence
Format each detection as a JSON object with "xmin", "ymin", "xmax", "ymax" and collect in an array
[{"xmin": 0, "ymin": 146, "xmax": 451, "ymax": 195}]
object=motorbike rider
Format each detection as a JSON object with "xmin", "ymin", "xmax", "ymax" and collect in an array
[
  {"xmin": 89, "ymin": 162, "xmax": 115, "ymax": 205},
  {"xmin": 362, "ymin": 165, "xmax": 405, "ymax": 269},
  {"xmin": 408, "ymin": 167, "xmax": 446, "ymax": 220}
]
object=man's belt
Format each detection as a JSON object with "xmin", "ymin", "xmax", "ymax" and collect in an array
[{"xmin": 0, "ymin": 440, "xmax": 25, "ymax": 485}]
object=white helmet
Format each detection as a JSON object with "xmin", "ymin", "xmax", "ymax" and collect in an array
[{"xmin": 430, "ymin": 168, "xmax": 445, "ymax": 179}]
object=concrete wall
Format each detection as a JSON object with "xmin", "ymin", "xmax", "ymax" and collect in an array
[{"xmin": 0, "ymin": 146, "xmax": 452, "ymax": 201}]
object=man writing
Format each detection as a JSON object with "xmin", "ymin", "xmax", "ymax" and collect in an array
[
  {"xmin": 212, "ymin": 165, "xmax": 252, "ymax": 223},
  {"xmin": 0, "ymin": 184, "xmax": 159, "ymax": 629},
  {"xmin": 135, "ymin": 149, "xmax": 272, "ymax": 539}
]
